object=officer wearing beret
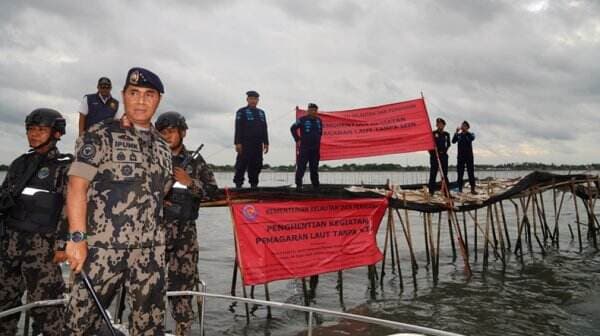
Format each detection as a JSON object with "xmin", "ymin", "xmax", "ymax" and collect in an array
[
  {"xmin": 233, "ymin": 90, "xmax": 269, "ymax": 189},
  {"xmin": 78, "ymin": 77, "xmax": 120, "ymax": 135},
  {"xmin": 0, "ymin": 108, "xmax": 71, "ymax": 336},
  {"xmin": 156, "ymin": 111, "xmax": 218, "ymax": 335},
  {"xmin": 428, "ymin": 117, "xmax": 451, "ymax": 195},
  {"xmin": 452, "ymin": 120, "xmax": 477, "ymax": 194},
  {"xmin": 291, "ymin": 103, "xmax": 323, "ymax": 191},
  {"xmin": 64, "ymin": 67, "xmax": 173, "ymax": 335}
]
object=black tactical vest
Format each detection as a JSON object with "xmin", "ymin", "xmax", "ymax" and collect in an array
[{"xmin": 5, "ymin": 150, "xmax": 72, "ymax": 234}]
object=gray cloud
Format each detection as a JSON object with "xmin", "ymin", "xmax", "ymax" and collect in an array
[{"xmin": 0, "ymin": 0, "xmax": 598, "ymax": 166}]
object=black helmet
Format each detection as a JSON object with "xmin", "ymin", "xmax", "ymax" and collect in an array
[
  {"xmin": 25, "ymin": 108, "xmax": 66, "ymax": 135},
  {"xmin": 155, "ymin": 111, "xmax": 188, "ymax": 131}
]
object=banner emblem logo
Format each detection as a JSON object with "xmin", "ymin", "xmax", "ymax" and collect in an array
[{"xmin": 242, "ymin": 204, "xmax": 258, "ymax": 222}]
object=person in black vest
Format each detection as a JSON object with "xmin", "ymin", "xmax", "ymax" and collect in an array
[
  {"xmin": 0, "ymin": 108, "xmax": 71, "ymax": 336},
  {"xmin": 291, "ymin": 103, "xmax": 323, "ymax": 191},
  {"xmin": 428, "ymin": 117, "xmax": 451, "ymax": 195},
  {"xmin": 155, "ymin": 111, "xmax": 218, "ymax": 335},
  {"xmin": 452, "ymin": 120, "xmax": 477, "ymax": 194},
  {"xmin": 78, "ymin": 77, "xmax": 119, "ymax": 135},
  {"xmin": 233, "ymin": 90, "xmax": 269, "ymax": 189}
]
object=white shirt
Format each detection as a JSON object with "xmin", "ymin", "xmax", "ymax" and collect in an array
[{"xmin": 78, "ymin": 94, "xmax": 123, "ymax": 119}]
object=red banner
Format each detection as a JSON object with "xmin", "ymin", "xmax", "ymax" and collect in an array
[
  {"xmin": 231, "ymin": 198, "xmax": 388, "ymax": 285},
  {"xmin": 296, "ymin": 98, "xmax": 435, "ymax": 160}
]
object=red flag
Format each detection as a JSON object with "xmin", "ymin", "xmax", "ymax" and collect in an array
[
  {"xmin": 296, "ymin": 98, "xmax": 435, "ymax": 161},
  {"xmin": 231, "ymin": 198, "xmax": 388, "ymax": 285}
]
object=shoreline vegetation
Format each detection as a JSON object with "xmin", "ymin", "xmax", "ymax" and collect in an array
[
  {"xmin": 214, "ymin": 162, "xmax": 600, "ymax": 173},
  {"xmin": 1, "ymin": 162, "xmax": 598, "ymax": 173}
]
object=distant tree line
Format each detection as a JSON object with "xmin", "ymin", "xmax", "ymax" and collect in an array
[
  {"xmin": 1, "ymin": 162, "xmax": 598, "ymax": 173},
  {"xmin": 203, "ymin": 162, "xmax": 600, "ymax": 173}
]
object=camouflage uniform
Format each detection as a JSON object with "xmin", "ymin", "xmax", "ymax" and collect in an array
[
  {"xmin": 164, "ymin": 147, "xmax": 217, "ymax": 335},
  {"xmin": 0, "ymin": 148, "xmax": 70, "ymax": 336},
  {"xmin": 64, "ymin": 120, "xmax": 172, "ymax": 336}
]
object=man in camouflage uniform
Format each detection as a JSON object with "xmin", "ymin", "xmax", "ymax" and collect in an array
[
  {"xmin": 155, "ymin": 111, "xmax": 218, "ymax": 335},
  {"xmin": 64, "ymin": 67, "xmax": 173, "ymax": 335},
  {"xmin": 0, "ymin": 108, "xmax": 70, "ymax": 336}
]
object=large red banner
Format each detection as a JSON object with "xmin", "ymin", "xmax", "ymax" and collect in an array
[
  {"xmin": 296, "ymin": 98, "xmax": 435, "ymax": 160},
  {"xmin": 231, "ymin": 198, "xmax": 388, "ymax": 285}
]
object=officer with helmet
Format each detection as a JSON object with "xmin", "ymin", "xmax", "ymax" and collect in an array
[
  {"xmin": 0, "ymin": 108, "xmax": 71, "ymax": 336},
  {"xmin": 156, "ymin": 111, "xmax": 218, "ymax": 335}
]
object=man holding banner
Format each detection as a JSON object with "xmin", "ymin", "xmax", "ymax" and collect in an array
[{"xmin": 291, "ymin": 103, "xmax": 323, "ymax": 191}]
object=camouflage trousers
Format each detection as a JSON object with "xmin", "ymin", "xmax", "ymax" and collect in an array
[
  {"xmin": 0, "ymin": 231, "xmax": 65, "ymax": 336},
  {"xmin": 166, "ymin": 235, "xmax": 199, "ymax": 335},
  {"xmin": 64, "ymin": 245, "xmax": 166, "ymax": 336}
]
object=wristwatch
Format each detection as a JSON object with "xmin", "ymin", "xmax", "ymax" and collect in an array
[{"xmin": 67, "ymin": 231, "xmax": 88, "ymax": 243}]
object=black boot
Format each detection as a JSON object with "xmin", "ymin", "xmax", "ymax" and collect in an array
[{"xmin": 250, "ymin": 184, "xmax": 258, "ymax": 190}]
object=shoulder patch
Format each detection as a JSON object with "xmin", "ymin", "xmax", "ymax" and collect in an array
[{"xmin": 79, "ymin": 144, "xmax": 97, "ymax": 160}]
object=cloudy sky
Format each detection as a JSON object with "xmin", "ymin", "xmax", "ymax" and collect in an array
[{"xmin": 1, "ymin": 0, "xmax": 598, "ymax": 166}]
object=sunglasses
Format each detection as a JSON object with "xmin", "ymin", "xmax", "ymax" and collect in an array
[{"xmin": 99, "ymin": 85, "xmax": 111, "ymax": 89}]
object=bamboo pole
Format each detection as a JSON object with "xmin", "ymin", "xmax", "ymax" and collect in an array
[
  {"xmin": 570, "ymin": 181, "xmax": 583, "ymax": 251},
  {"xmin": 448, "ymin": 212, "xmax": 457, "ymax": 262},
  {"xmin": 423, "ymin": 214, "xmax": 431, "ymax": 267},
  {"xmin": 462, "ymin": 211, "xmax": 469, "ymax": 260},
  {"xmin": 500, "ymin": 201, "xmax": 511, "ymax": 250},
  {"xmin": 473, "ymin": 210, "xmax": 478, "ymax": 261},
  {"xmin": 390, "ymin": 209, "xmax": 404, "ymax": 290},
  {"xmin": 395, "ymin": 209, "xmax": 418, "ymax": 271},
  {"xmin": 337, "ymin": 271, "xmax": 345, "ymax": 310},
  {"xmin": 483, "ymin": 207, "xmax": 491, "ymax": 270},
  {"xmin": 493, "ymin": 203, "xmax": 506, "ymax": 267},
  {"xmin": 380, "ymin": 208, "xmax": 392, "ymax": 285},
  {"xmin": 428, "ymin": 213, "xmax": 437, "ymax": 281}
]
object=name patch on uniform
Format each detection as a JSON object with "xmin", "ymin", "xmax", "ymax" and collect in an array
[
  {"xmin": 37, "ymin": 167, "xmax": 50, "ymax": 179},
  {"xmin": 80, "ymin": 144, "xmax": 97, "ymax": 160},
  {"xmin": 113, "ymin": 140, "xmax": 140, "ymax": 151}
]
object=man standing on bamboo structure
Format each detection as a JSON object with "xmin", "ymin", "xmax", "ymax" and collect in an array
[
  {"xmin": 291, "ymin": 103, "xmax": 323, "ymax": 192},
  {"xmin": 156, "ymin": 111, "xmax": 218, "ymax": 335},
  {"xmin": 428, "ymin": 117, "xmax": 451, "ymax": 195},
  {"xmin": 233, "ymin": 90, "xmax": 269, "ymax": 189},
  {"xmin": 453, "ymin": 120, "xmax": 477, "ymax": 194}
]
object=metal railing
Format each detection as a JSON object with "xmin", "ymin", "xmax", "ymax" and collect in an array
[{"xmin": 0, "ymin": 289, "xmax": 464, "ymax": 336}]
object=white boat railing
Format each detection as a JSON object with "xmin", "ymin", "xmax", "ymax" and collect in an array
[{"xmin": 0, "ymin": 288, "xmax": 464, "ymax": 336}]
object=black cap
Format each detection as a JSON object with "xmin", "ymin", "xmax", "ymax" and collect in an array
[
  {"xmin": 246, "ymin": 90, "xmax": 259, "ymax": 98},
  {"xmin": 155, "ymin": 111, "xmax": 188, "ymax": 131},
  {"xmin": 436, "ymin": 117, "xmax": 446, "ymax": 125},
  {"xmin": 124, "ymin": 67, "xmax": 164, "ymax": 94},
  {"xmin": 25, "ymin": 108, "xmax": 66, "ymax": 135},
  {"xmin": 462, "ymin": 120, "xmax": 470, "ymax": 128},
  {"xmin": 98, "ymin": 77, "xmax": 112, "ymax": 86},
  {"xmin": 307, "ymin": 103, "xmax": 318, "ymax": 109}
]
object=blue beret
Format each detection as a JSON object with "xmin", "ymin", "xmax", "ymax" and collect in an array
[
  {"xmin": 246, "ymin": 90, "xmax": 259, "ymax": 98},
  {"xmin": 124, "ymin": 67, "xmax": 164, "ymax": 94}
]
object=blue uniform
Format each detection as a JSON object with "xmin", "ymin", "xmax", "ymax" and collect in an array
[
  {"xmin": 233, "ymin": 107, "xmax": 269, "ymax": 187},
  {"xmin": 291, "ymin": 115, "xmax": 323, "ymax": 188},
  {"xmin": 452, "ymin": 131, "xmax": 476, "ymax": 192},
  {"xmin": 428, "ymin": 130, "xmax": 451, "ymax": 193},
  {"xmin": 83, "ymin": 93, "xmax": 119, "ymax": 130}
]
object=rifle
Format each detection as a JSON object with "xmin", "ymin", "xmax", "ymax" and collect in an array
[{"xmin": 180, "ymin": 144, "xmax": 204, "ymax": 168}]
